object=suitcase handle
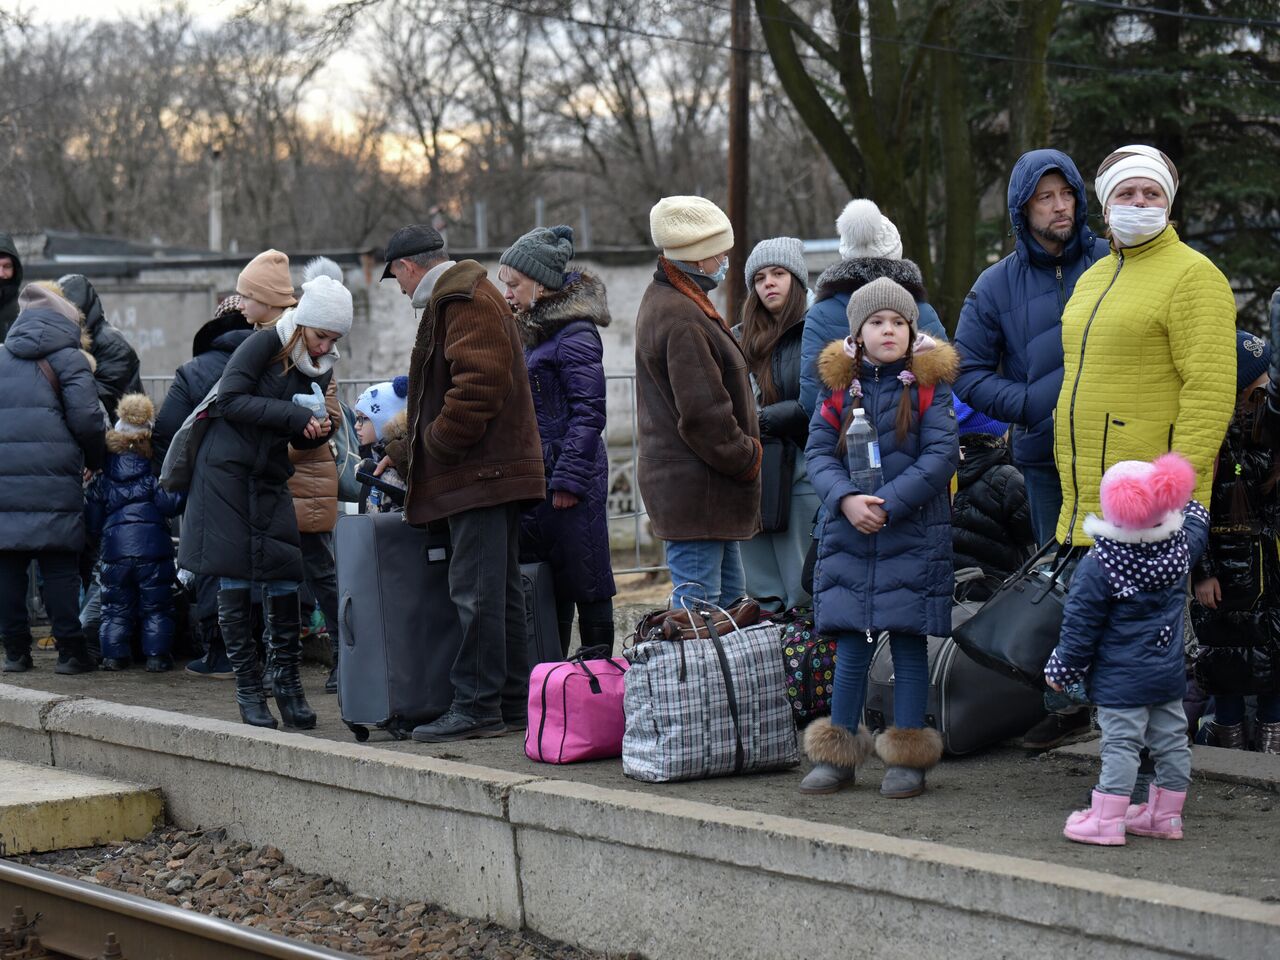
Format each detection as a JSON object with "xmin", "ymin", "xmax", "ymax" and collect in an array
[{"xmin": 341, "ymin": 593, "xmax": 355, "ymax": 647}]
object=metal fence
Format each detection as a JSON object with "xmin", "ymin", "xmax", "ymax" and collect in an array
[{"xmin": 139, "ymin": 373, "xmax": 665, "ymax": 576}]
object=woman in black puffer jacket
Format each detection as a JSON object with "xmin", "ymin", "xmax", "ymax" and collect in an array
[
  {"xmin": 0, "ymin": 283, "xmax": 104, "ymax": 675},
  {"xmin": 951, "ymin": 398, "xmax": 1033, "ymax": 587}
]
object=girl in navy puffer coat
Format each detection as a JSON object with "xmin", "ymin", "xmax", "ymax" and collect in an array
[
  {"xmin": 800, "ymin": 277, "xmax": 959, "ymax": 801},
  {"xmin": 85, "ymin": 394, "xmax": 184, "ymax": 671}
]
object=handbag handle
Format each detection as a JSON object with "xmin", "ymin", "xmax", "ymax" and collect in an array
[{"xmin": 681, "ymin": 595, "xmax": 744, "ymax": 641}]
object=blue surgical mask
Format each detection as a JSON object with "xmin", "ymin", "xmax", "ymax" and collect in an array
[{"xmin": 706, "ymin": 256, "xmax": 730, "ymax": 285}]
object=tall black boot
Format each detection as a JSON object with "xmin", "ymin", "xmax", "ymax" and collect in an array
[
  {"xmin": 266, "ymin": 592, "xmax": 316, "ymax": 729},
  {"xmin": 218, "ymin": 588, "xmax": 277, "ymax": 728}
]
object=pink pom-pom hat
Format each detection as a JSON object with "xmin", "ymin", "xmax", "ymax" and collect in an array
[{"xmin": 1098, "ymin": 453, "xmax": 1196, "ymax": 531}]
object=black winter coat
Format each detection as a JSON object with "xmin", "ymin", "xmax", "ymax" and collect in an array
[
  {"xmin": 58, "ymin": 275, "xmax": 142, "ymax": 422},
  {"xmin": 1191, "ymin": 402, "xmax": 1280, "ymax": 697},
  {"xmin": 0, "ymin": 233, "xmax": 22, "ymax": 343},
  {"xmin": 152, "ymin": 318, "xmax": 253, "ymax": 471},
  {"xmin": 952, "ymin": 433, "xmax": 1033, "ymax": 580},
  {"xmin": 0, "ymin": 306, "xmax": 105, "ymax": 552},
  {"xmin": 177, "ymin": 329, "xmax": 332, "ymax": 582}
]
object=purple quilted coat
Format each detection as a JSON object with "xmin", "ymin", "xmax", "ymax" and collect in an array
[{"xmin": 518, "ymin": 272, "xmax": 617, "ymax": 603}]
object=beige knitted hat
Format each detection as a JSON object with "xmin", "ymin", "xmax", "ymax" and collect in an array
[
  {"xmin": 237, "ymin": 249, "xmax": 298, "ymax": 308},
  {"xmin": 846, "ymin": 277, "xmax": 919, "ymax": 340},
  {"xmin": 649, "ymin": 196, "xmax": 734, "ymax": 262}
]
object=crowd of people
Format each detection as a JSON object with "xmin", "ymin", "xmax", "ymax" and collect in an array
[{"xmin": 1, "ymin": 140, "xmax": 1277, "ymax": 846}]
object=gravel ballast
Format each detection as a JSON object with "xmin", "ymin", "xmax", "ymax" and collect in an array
[{"xmin": 15, "ymin": 826, "xmax": 618, "ymax": 959}]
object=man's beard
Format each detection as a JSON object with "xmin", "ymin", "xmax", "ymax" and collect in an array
[{"xmin": 1031, "ymin": 222, "xmax": 1074, "ymax": 247}]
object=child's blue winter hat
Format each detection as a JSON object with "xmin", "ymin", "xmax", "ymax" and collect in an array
[
  {"xmin": 354, "ymin": 376, "xmax": 409, "ymax": 440},
  {"xmin": 1236, "ymin": 331, "xmax": 1270, "ymax": 392},
  {"xmin": 953, "ymin": 396, "xmax": 1007, "ymax": 437}
]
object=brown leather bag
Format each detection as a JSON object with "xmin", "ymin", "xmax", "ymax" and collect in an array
[{"xmin": 631, "ymin": 597, "xmax": 763, "ymax": 645}]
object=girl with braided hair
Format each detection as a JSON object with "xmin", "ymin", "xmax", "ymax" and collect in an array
[{"xmin": 800, "ymin": 277, "xmax": 960, "ymax": 799}]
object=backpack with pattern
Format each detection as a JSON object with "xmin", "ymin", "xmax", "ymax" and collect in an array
[{"xmin": 780, "ymin": 615, "xmax": 836, "ymax": 728}]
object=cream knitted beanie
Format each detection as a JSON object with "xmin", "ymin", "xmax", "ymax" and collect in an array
[{"xmin": 649, "ymin": 196, "xmax": 734, "ymax": 262}]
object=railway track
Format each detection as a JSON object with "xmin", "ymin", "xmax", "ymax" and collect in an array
[{"xmin": 0, "ymin": 860, "xmax": 355, "ymax": 959}]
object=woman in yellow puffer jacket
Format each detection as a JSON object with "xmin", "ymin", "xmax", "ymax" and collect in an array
[{"xmin": 1054, "ymin": 145, "xmax": 1236, "ymax": 545}]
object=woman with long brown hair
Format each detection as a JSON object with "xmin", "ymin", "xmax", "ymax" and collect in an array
[
  {"xmin": 735, "ymin": 238, "xmax": 820, "ymax": 610},
  {"xmin": 177, "ymin": 258, "xmax": 349, "ymax": 731}
]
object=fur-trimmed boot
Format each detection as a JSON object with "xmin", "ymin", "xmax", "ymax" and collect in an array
[
  {"xmin": 1064, "ymin": 790, "xmax": 1129, "ymax": 846},
  {"xmin": 799, "ymin": 718, "xmax": 874, "ymax": 794},
  {"xmin": 875, "ymin": 726, "xmax": 943, "ymax": 799},
  {"xmin": 1124, "ymin": 785, "xmax": 1186, "ymax": 840}
]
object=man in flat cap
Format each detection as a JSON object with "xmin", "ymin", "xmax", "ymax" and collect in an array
[{"xmin": 378, "ymin": 225, "xmax": 545, "ymax": 742}]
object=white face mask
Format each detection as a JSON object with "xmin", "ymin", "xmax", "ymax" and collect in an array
[{"xmin": 1106, "ymin": 204, "xmax": 1168, "ymax": 248}]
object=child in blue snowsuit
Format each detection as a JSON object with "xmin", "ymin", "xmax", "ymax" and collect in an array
[{"xmin": 85, "ymin": 393, "xmax": 184, "ymax": 671}]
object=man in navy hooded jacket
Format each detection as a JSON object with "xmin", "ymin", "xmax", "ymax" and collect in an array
[
  {"xmin": 953, "ymin": 148, "xmax": 1109, "ymax": 750},
  {"xmin": 954, "ymin": 149, "xmax": 1108, "ymax": 548}
]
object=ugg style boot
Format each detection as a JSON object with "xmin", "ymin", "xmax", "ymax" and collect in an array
[
  {"xmin": 1064, "ymin": 790, "xmax": 1129, "ymax": 846},
  {"xmin": 1124, "ymin": 785, "xmax": 1186, "ymax": 840},
  {"xmin": 266, "ymin": 593, "xmax": 316, "ymax": 730},
  {"xmin": 799, "ymin": 718, "xmax": 874, "ymax": 794},
  {"xmin": 875, "ymin": 726, "xmax": 943, "ymax": 799},
  {"xmin": 218, "ymin": 588, "xmax": 277, "ymax": 729},
  {"xmin": 1258, "ymin": 722, "xmax": 1280, "ymax": 755}
]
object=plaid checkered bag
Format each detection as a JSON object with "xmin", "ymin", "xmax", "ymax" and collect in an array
[{"xmin": 621, "ymin": 614, "xmax": 800, "ymax": 783}]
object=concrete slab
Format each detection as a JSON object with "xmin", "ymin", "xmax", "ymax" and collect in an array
[
  {"xmin": 1055, "ymin": 739, "xmax": 1280, "ymax": 793},
  {"xmin": 0, "ymin": 759, "xmax": 162, "ymax": 855},
  {"xmin": 0, "ymin": 685, "xmax": 73, "ymax": 765}
]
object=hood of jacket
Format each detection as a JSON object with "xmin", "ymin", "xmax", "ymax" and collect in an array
[
  {"xmin": 957, "ymin": 432, "xmax": 1011, "ymax": 486},
  {"xmin": 813, "ymin": 256, "xmax": 927, "ymax": 305},
  {"xmin": 817, "ymin": 338, "xmax": 960, "ymax": 393},
  {"xmin": 194, "ymin": 314, "xmax": 253, "ymax": 357},
  {"xmin": 57, "ymin": 274, "xmax": 107, "ymax": 337},
  {"xmin": 518, "ymin": 271, "xmax": 611, "ymax": 348},
  {"xmin": 1007, "ymin": 148, "xmax": 1097, "ymax": 270},
  {"xmin": 0, "ymin": 232, "xmax": 22, "ymax": 302},
  {"xmin": 1083, "ymin": 506, "xmax": 1198, "ymax": 600},
  {"xmin": 103, "ymin": 445, "xmax": 152, "ymax": 479},
  {"xmin": 3, "ymin": 306, "xmax": 85, "ymax": 360}
]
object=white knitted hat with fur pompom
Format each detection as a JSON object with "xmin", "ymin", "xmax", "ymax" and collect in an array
[{"xmin": 836, "ymin": 199, "xmax": 903, "ymax": 261}]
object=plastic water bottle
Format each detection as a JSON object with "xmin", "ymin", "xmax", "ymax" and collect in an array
[{"xmin": 845, "ymin": 408, "xmax": 883, "ymax": 493}]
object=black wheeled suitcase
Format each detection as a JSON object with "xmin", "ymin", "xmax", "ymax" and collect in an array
[
  {"xmin": 521, "ymin": 562, "xmax": 562, "ymax": 664},
  {"xmin": 335, "ymin": 513, "xmax": 462, "ymax": 741},
  {"xmin": 863, "ymin": 603, "xmax": 1047, "ymax": 755}
]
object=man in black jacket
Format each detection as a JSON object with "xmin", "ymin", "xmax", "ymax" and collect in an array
[
  {"xmin": 0, "ymin": 233, "xmax": 23, "ymax": 342},
  {"xmin": 58, "ymin": 275, "xmax": 142, "ymax": 422}
]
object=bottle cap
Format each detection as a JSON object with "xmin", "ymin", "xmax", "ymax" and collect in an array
[{"xmin": 851, "ymin": 408, "xmax": 865, "ymax": 417}]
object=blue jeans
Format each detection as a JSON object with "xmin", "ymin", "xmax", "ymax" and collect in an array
[
  {"xmin": 1021, "ymin": 464, "xmax": 1062, "ymax": 549},
  {"xmin": 219, "ymin": 578, "xmax": 299, "ymax": 597},
  {"xmin": 832, "ymin": 631, "xmax": 929, "ymax": 732},
  {"xmin": 665, "ymin": 540, "xmax": 745, "ymax": 609},
  {"xmin": 1215, "ymin": 695, "xmax": 1280, "ymax": 725},
  {"xmin": 1096, "ymin": 699, "xmax": 1191, "ymax": 795}
]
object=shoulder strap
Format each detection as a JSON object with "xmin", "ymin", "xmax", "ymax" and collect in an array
[
  {"xmin": 36, "ymin": 358, "xmax": 62, "ymax": 397},
  {"xmin": 917, "ymin": 383, "xmax": 934, "ymax": 419}
]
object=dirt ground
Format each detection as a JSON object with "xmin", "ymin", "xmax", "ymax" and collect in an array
[{"xmin": 6, "ymin": 636, "xmax": 1278, "ymax": 904}]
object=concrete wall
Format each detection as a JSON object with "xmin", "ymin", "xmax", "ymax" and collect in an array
[{"xmin": 3, "ymin": 687, "xmax": 1277, "ymax": 960}]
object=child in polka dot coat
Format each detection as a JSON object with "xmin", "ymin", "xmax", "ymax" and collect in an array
[{"xmin": 1044, "ymin": 453, "xmax": 1208, "ymax": 846}]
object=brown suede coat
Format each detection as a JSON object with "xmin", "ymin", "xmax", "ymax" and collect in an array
[
  {"xmin": 634, "ymin": 260, "xmax": 762, "ymax": 542},
  {"xmin": 384, "ymin": 260, "xmax": 545, "ymax": 524},
  {"xmin": 288, "ymin": 376, "xmax": 340, "ymax": 533}
]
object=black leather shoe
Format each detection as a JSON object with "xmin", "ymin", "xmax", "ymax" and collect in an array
[{"xmin": 412, "ymin": 710, "xmax": 506, "ymax": 743}]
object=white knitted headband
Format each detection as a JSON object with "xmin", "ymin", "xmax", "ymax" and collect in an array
[{"xmin": 1095, "ymin": 145, "xmax": 1178, "ymax": 208}]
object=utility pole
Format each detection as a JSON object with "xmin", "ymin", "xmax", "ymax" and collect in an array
[
  {"xmin": 207, "ymin": 146, "xmax": 223, "ymax": 253},
  {"xmin": 726, "ymin": 0, "xmax": 751, "ymax": 323}
]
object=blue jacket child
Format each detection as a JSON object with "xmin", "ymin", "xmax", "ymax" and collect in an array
[
  {"xmin": 800, "ymin": 277, "xmax": 959, "ymax": 801},
  {"xmin": 85, "ymin": 393, "xmax": 185, "ymax": 670}
]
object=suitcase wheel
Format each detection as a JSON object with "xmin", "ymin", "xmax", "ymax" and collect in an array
[
  {"xmin": 347, "ymin": 723, "xmax": 370, "ymax": 743},
  {"xmin": 388, "ymin": 726, "xmax": 409, "ymax": 741}
]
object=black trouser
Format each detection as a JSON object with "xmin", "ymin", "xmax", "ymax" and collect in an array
[
  {"xmin": 554, "ymin": 596, "xmax": 616, "ymax": 655},
  {"xmin": 446, "ymin": 503, "xmax": 529, "ymax": 719},
  {"xmin": 0, "ymin": 550, "xmax": 82, "ymax": 650}
]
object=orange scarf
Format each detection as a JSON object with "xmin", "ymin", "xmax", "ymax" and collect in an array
[{"xmin": 659, "ymin": 257, "xmax": 728, "ymax": 331}]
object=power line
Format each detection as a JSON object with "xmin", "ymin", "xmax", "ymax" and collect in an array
[{"xmin": 1063, "ymin": 0, "xmax": 1280, "ymax": 30}]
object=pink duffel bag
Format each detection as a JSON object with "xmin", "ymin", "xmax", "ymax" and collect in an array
[{"xmin": 525, "ymin": 650, "xmax": 629, "ymax": 764}]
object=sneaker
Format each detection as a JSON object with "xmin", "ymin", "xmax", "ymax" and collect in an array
[
  {"xmin": 1022, "ymin": 709, "xmax": 1092, "ymax": 750},
  {"xmin": 2, "ymin": 651, "xmax": 33, "ymax": 673},
  {"xmin": 185, "ymin": 651, "xmax": 235, "ymax": 679},
  {"xmin": 411, "ymin": 709, "xmax": 506, "ymax": 743},
  {"xmin": 56, "ymin": 653, "xmax": 99, "ymax": 675}
]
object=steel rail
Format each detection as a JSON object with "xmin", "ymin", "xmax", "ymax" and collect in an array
[{"xmin": 0, "ymin": 860, "xmax": 356, "ymax": 960}]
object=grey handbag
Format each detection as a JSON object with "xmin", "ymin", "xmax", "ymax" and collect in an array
[{"xmin": 160, "ymin": 380, "xmax": 220, "ymax": 492}]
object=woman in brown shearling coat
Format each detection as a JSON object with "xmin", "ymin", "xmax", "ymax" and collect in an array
[{"xmin": 636, "ymin": 196, "xmax": 762, "ymax": 607}]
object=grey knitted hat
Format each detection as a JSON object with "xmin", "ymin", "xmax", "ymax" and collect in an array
[
  {"xmin": 500, "ymin": 225, "xmax": 575, "ymax": 291},
  {"xmin": 846, "ymin": 276, "xmax": 919, "ymax": 340},
  {"xmin": 744, "ymin": 237, "xmax": 808, "ymax": 291}
]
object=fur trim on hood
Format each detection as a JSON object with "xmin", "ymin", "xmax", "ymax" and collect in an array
[
  {"xmin": 517, "ymin": 271, "xmax": 611, "ymax": 348},
  {"xmin": 817, "ymin": 338, "xmax": 959, "ymax": 392},
  {"xmin": 814, "ymin": 257, "xmax": 927, "ymax": 304},
  {"xmin": 106, "ymin": 430, "xmax": 151, "ymax": 457},
  {"xmin": 380, "ymin": 409, "xmax": 409, "ymax": 447}
]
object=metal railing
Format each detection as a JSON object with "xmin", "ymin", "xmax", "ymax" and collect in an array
[{"xmin": 140, "ymin": 373, "xmax": 665, "ymax": 576}]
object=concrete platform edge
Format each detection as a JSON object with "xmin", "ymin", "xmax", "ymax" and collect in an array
[{"xmin": 1, "ymin": 687, "xmax": 1277, "ymax": 960}]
